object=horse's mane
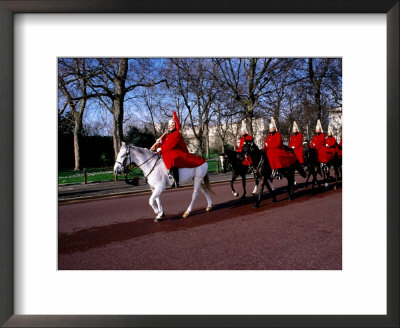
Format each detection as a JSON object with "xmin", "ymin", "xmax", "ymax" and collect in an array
[{"xmin": 129, "ymin": 145, "xmax": 157, "ymax": 157}]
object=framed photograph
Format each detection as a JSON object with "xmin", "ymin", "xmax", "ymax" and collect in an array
[{"xmin": 1, "ymin": 1, "xmax": 398, "ymax": 327}]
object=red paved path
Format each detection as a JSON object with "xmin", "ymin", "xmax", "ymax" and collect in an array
[{"xmin": 58, "ymin": 178, "xmax": 342, "ymax": 270}]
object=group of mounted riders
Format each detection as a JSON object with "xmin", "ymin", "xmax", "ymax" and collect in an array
[
  {"xmin": 236, "ymin": 118, "xmax": 342, "ymax": 181},
  {"xmin": 151, "ymin": 110, "xmax": 342, "ymax": 192},
  {"xmin": 115, "ymin": 111, "xmax": 342, "ymax": 220}
]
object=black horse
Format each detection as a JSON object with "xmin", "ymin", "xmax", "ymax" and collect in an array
[
  {"xmin": 241, "ymin": 141, "xmax": 306, "ymax": 207},
  {"xmin": 219, "ymin": 149, "xmax": 260, "ymax": 199},
  {"xmin": 303, "ymin": 144, "xmax": 341, "ymax": 190}
]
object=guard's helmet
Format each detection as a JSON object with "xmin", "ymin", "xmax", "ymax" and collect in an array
[
  {"xmin": 168, "ymin": 118, "xmax": 175, "ymax": 128},
  {"xmin": 315, "ymin": 119, "xmax": 323, "ymax": 133},
  {"xmin": 269, "ymin": 117, "xmax": 277, "ymax": 130},
  {"xmin": 292, "ymin": 121, "xmax": 299, "ymax": 133}
]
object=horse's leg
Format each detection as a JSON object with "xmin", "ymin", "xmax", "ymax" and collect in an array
[
  {"xmin": 183, "ymin": 177, "xmax": 202, "ymax": 218},
  {"xmin": 314, "ymin": 165, "xmax": 323, "ymax": 188},
  {"xmin": 254, "ymin": 178, "xmax": 265, "ymax": 208},
  {"xmin": 155, "ymin": 197, "xmax": 164, "ymax": 218},
  {"xmin": 333, "ymin": 163, "xmax": 339, "ymax": 189},
  {"xmin": 199, "ymin": 183, "xmax": 212, "ymax": 212},
  {"xmin": 240, "ymin": 173, "xmax": 247, "ymax": 199},
  {"xmin": 149, "ymin": 187, "xmax": 165, "ymax": 221},
  {"xmin": 312, "ymin": 169, "xmax": 318, "ymax": 189},
  {"xmin": 307, "ymin": 169, "xmax": 315, "ymax": 189},
  {"xmin": 148, "ymin": 188, "xmax": 158, "ymax": 214},
  {"xmin": 282, "ymin": 169, "xmax": 292, "ymax": 200},
  {"xmin": 251, "ymin": 173, "xmax": 259, "ymax": 195},
  {"xmin": 264, "ymin": 178, "xmax": 277, "ymax": 203},
  {"xmin": 322, "ymin": 168, "xmax": 328, "ymax": 188},
  {"xmin": 287, "ymin": 169, "xmax": 295, "ymax": 200},
  {"xmin": 231, "ymin": 173, "xmax": 239, "ymax": 197}
]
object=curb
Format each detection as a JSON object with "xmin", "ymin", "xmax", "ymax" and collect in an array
[{"xmin": 58, "ymin": 177, "xmax": 250, "ymax": 204}]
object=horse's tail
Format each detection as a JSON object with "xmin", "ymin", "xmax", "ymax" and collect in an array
[{"xmin": 203, "ymin": 174, "xmax": 215, "ymax": 195}]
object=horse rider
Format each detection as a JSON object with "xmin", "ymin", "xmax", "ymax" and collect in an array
[
  {"xmin": 325, "ymin": 126, "xmax": 338, "ymax": 162},
  {"xmin": 153, "ymin": 111, "xmax": 205, "ymax": 188},
  {"xmin": 289, "ymin": 121, "xmax": 304, "ymax": 165},
  {"xmin": 310, "ymin": 120, "xmax": 331, "ymax": 171},
  {"xmin": 236, "ymin": 129, "xmax": 255, "ymax": 170},
  {"xmin": 263, "ymin": 117, "xmax": 297, "ymax": 179}
]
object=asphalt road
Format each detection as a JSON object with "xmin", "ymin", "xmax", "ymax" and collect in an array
[{"xmin": 58, "ymin": 177, "xmax": 342, "ymax": 270}]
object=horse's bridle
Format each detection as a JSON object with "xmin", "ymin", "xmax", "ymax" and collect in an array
[{"xmin": 117, "ymin": 145, "xmax": 161, "ymax": 179}]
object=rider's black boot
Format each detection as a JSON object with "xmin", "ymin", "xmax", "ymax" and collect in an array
[{"xmin": 169, "ymin": 167, "xmax": 179, "ymax": 188}]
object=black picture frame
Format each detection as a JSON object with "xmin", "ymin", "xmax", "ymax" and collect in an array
[{"xmin": 0, "ymin": 1, "xmax": 398, "ymax": 327}]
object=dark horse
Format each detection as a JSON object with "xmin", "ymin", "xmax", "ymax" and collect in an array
[
  {"xmin": 219, "ymin": 149, "xmax": 260, "ymax": 199},
  {"xmin": 303, "ymin": 143, "xmax": 341, "ymax": 190},
  {"xmin": 241, "ymin": 141, "xmax": 306, "ymax": 207}
]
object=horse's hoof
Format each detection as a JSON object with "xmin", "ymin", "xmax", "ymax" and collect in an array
[
  {"xmin": 233, "ymin": 192, "xmax": 239, "ymax": 197},
  {"xmin": 206, "ymin": 206, "xmax": 212, "ymax": 212},
  {"xmin": 240, "ymin": 195, "xmax": 246, "ymax": 200},
  {"xmin": 183, "ymin": 212, "xmax": 189, "ymax": 218},
  {"xmin": 156, "ymin": 212, "xmax": 165, "ymax": 219},
  {"xmin": 325, "ymin": 183, "xmax": 328, "ymax": 188},
  {"xmin": 334, "ymin": 186, "xmax": 337, "ymax": 190},
  {"xmin": 154, "ymin": 218, "xmax": 160, "ymax": 223},
  {"xmin": 253, "ymin": 203, "xmax": 260, "ymax": 208}
]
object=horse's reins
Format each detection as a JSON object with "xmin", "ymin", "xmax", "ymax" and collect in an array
[{"xmin": 117, "ymin": 146, "xmax": 161, "ymax": 180}]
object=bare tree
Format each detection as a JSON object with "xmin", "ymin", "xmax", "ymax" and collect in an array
[
  {"xmin": 213, "ymin": 58, "xmax": 292, "ymax": 135},
  {"xmin": 58, "ymin": 58, "xmax": 98, "ymax": 171},
  {"xmin": 308, "ymin": 58, "xmax": 332, "ymax": 121},
  {"xmin": 167, "ymin": 58, "xmax": 218, "ymax": 157},
  {"xmin": 88, "ymin": 58, "xmax": 167, "ymax": 158}
]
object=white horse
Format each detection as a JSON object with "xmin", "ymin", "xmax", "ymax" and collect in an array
[{"xmin": 113, "ymin": 142, "xmax": 214, "ymax": 222}]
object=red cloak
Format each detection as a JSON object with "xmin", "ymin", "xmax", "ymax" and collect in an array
[
  {"xmin": 310, "ymin": 132, "xmax": 335, "ymax": 163},
  {"xmin": 325, "ymin": 136, "xmax": 337, "ymax": 162},
  {"xmin": 159, "ymin": 112, "xmax": 205, "ymax": 170},
  {"xmin": 264, "ymin": 131, "xmax": 296, "ymax": 170},
  {"xmin": 289, "ymin": 132, "xmax": 304, "ymax": 164}
]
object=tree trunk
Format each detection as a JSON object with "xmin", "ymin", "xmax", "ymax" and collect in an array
[
  {"xmin": 245, "ymin": 104, "xmax": 254, "ymax": 135},
  {"xmin": 112, "ymin": 58, "xmax": 128, "ymax": 158},
  {"xmin": 205, "ymin": 123, "xmax": 210, "ymax": 159},
  {"xmin": 73, "ymin": 113, "xmax": 83, "ymax": 171},
  {"xmin": 113, "ymin": 97, "xmax": 124, "ymax": 159},
  {"xmin": 315, "ymin": 88, "xmax": 322, "ymax": 120}
]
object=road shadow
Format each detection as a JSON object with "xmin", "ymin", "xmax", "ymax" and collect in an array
[{"xmin": 59, "ymin": 180, "xmax": 341, "ymax": 256}]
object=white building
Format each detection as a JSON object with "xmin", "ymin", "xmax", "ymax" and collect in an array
[
  {"xmin": 183, "ymin": 117, "xmax": 270, "ymax": 154},
  {"xmin": 327, "ymin": 106, "xmax": 342, "ymax": 139}
]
